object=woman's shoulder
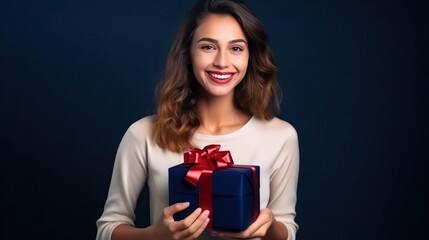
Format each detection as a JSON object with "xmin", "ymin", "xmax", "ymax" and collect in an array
[
  {"xmin": 130, "ymin": 115, "xmax": 156, "ymax": 127},
  {"xmin": 252, "ymin": 116, "xmax": 298, "ymax": 137},
  {"xmin": 126, "ymin": 115, "xmax": 156, "ymax": 137}
]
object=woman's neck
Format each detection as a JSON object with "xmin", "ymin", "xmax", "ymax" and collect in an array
[{"xmin": 196, "ymin": 95, "xmax": 251, "ymax": 135}]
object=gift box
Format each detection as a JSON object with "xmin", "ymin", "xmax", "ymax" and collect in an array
[{"xmin": 168, "ymin": 145, "xmax": 259, "ymax": 231}]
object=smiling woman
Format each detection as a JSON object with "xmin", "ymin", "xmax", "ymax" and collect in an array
[
  {"xmin": 96, "ymin": 0, "xmax": 299, "ymax": 239},
  {"xmin": 190, "ymin": 14, "xmax": 249, "ymax": 98}
]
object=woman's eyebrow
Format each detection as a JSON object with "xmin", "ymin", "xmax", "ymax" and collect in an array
[{"xmin": 197, "ymin": 37, "xmax": 247, "ymax": 45}]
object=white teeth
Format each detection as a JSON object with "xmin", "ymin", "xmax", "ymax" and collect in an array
[{"xmin": 209, "ymin": 73, "xmax": 232, "ymax": 80}]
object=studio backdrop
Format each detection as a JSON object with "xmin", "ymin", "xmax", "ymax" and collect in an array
[{"xmin": 1, "ymin": 0, "xmax": 427, "ymax": 239}]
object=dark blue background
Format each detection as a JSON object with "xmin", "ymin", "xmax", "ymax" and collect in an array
[{"xmin": 1, "ymin": 0, "xmax": 427, "ymax": 239}]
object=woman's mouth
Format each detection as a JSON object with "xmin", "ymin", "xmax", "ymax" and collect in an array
[{"xmin": 207, "ymin": 71, "xmax": 235, "ymax": 84}]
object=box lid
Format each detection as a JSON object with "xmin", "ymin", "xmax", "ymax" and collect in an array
[{"xmin": 169, "ymin": 164, "xmax": 259, "ymax": 197}]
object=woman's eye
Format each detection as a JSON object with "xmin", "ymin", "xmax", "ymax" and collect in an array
[
  {"xmin": 201, "ymin": 45, "xmax": 215, "ymax": 51},
  {"xmin": 231, "ymin": 46, "xmax": 243, "ymax": 52}
]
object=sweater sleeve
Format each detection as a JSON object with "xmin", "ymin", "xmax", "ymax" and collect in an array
[
  {"xmin": 268, "ymin": 124, "xmax": 300, "ymax": 240},
  {"xmin": 96, "ymin": 125, "xmax": 148, "ymax": 240}
]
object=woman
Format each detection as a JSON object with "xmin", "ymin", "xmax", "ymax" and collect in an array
[{"xmin": 96, "ymin": 0, "xmax": 299, "ymax": 239}]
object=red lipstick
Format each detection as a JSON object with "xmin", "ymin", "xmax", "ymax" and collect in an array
[{"xmin": 207, "ymin": 71, "xmax": 235, "ymax": 84}]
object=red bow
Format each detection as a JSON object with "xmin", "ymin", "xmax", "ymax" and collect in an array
[{"xmin": 184, "ymin": 144, "xmax": 234, "ymax": 186}]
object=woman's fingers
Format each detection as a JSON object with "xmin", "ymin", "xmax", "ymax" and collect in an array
[
  {"xmin": 194, "ymin": 216, "xmax": 210, "ymax": 236},
  {"xmin": 184, "ymin": 211, "xmax": 210, "ymax": 240},
  {"xmin": 173, "ymin": 209, "xmax": 210, "ymax": 239},
  {"xmin": 163, "ymin": 204, "xmax": 210, "ymax": 240},
  {"xmin": 154, "ymin": 203, "xmax": 210, "ymax": 239},
  {"xmin": 179, "ymin": 208, "xmax": 203, "ymax": 230},
  {"xmin": 163, "ymin": 202, "xmax": 190, "ymax": 221}
]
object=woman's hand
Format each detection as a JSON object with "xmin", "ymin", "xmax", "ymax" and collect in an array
[
  {"xmin": 210, "ymin": 208, "xmax": 274, "ymax": 240},
  {"xmin": 151, "ymin": 202, "xmax": 210, "ymax": 240}
]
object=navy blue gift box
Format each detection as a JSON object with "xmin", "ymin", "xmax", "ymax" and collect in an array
[{"xmin": 168, "ymin": 164, "xmax": 260, "ymax": 231}]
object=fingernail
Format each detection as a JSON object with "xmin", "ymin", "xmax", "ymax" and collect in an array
[
  {"xmin": 203, "ymin": 210, "xmax": 210, "ymax": 216},
  {"xmin": 183, "ymin": 202, "xmax": 190, "ymax": 207}
]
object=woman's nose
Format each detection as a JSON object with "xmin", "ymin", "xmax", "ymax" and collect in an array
[{"xmin": 213, "ymin": 51, "xmax": 230, "ymax": 68}]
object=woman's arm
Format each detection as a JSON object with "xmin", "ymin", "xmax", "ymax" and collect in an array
[
  {"xmin": 112, "ymin": 203, "xmax": 210, "ymax": 240},
  {"xmin": 96, "ymin": 122, "xmax": 210, "ymax": 240},
  {"xmin": 96, "ymin": 126, "xmax": 148, "ymax": 240},
  {"xmin": 263, "ymin": 218, "xmax": 289, "ymax": 240},
  {"xmin": 112, "ymin": 224, "xmax": 153, "ymax": 240}
]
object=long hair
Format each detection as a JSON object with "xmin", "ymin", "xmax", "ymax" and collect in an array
[{"xmin": 152, "ymin": 0, "xmax": 281, "ymax": 152}]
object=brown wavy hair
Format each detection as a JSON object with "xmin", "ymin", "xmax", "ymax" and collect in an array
[{"xmin": 152, "ymin": 0, "xmax": 281, "ymax": 152}]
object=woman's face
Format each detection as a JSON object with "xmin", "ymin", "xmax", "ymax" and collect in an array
[{"xmin": 190, "ymin": 14, "xmax": 249, "ymax": 98}]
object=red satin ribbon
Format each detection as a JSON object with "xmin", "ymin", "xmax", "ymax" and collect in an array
[
  {"xmin": 183, "ymin": 145, "xmax": 259, "ymax": 228},
  {"xmin": 184, "ymin": 144, "xmax": 234, "ymax": 186}
]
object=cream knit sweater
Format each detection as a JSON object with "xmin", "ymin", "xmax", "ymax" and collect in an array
[{"xmin": 96, "ymin": 115, "xmax": 299, "ymax": 240}]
